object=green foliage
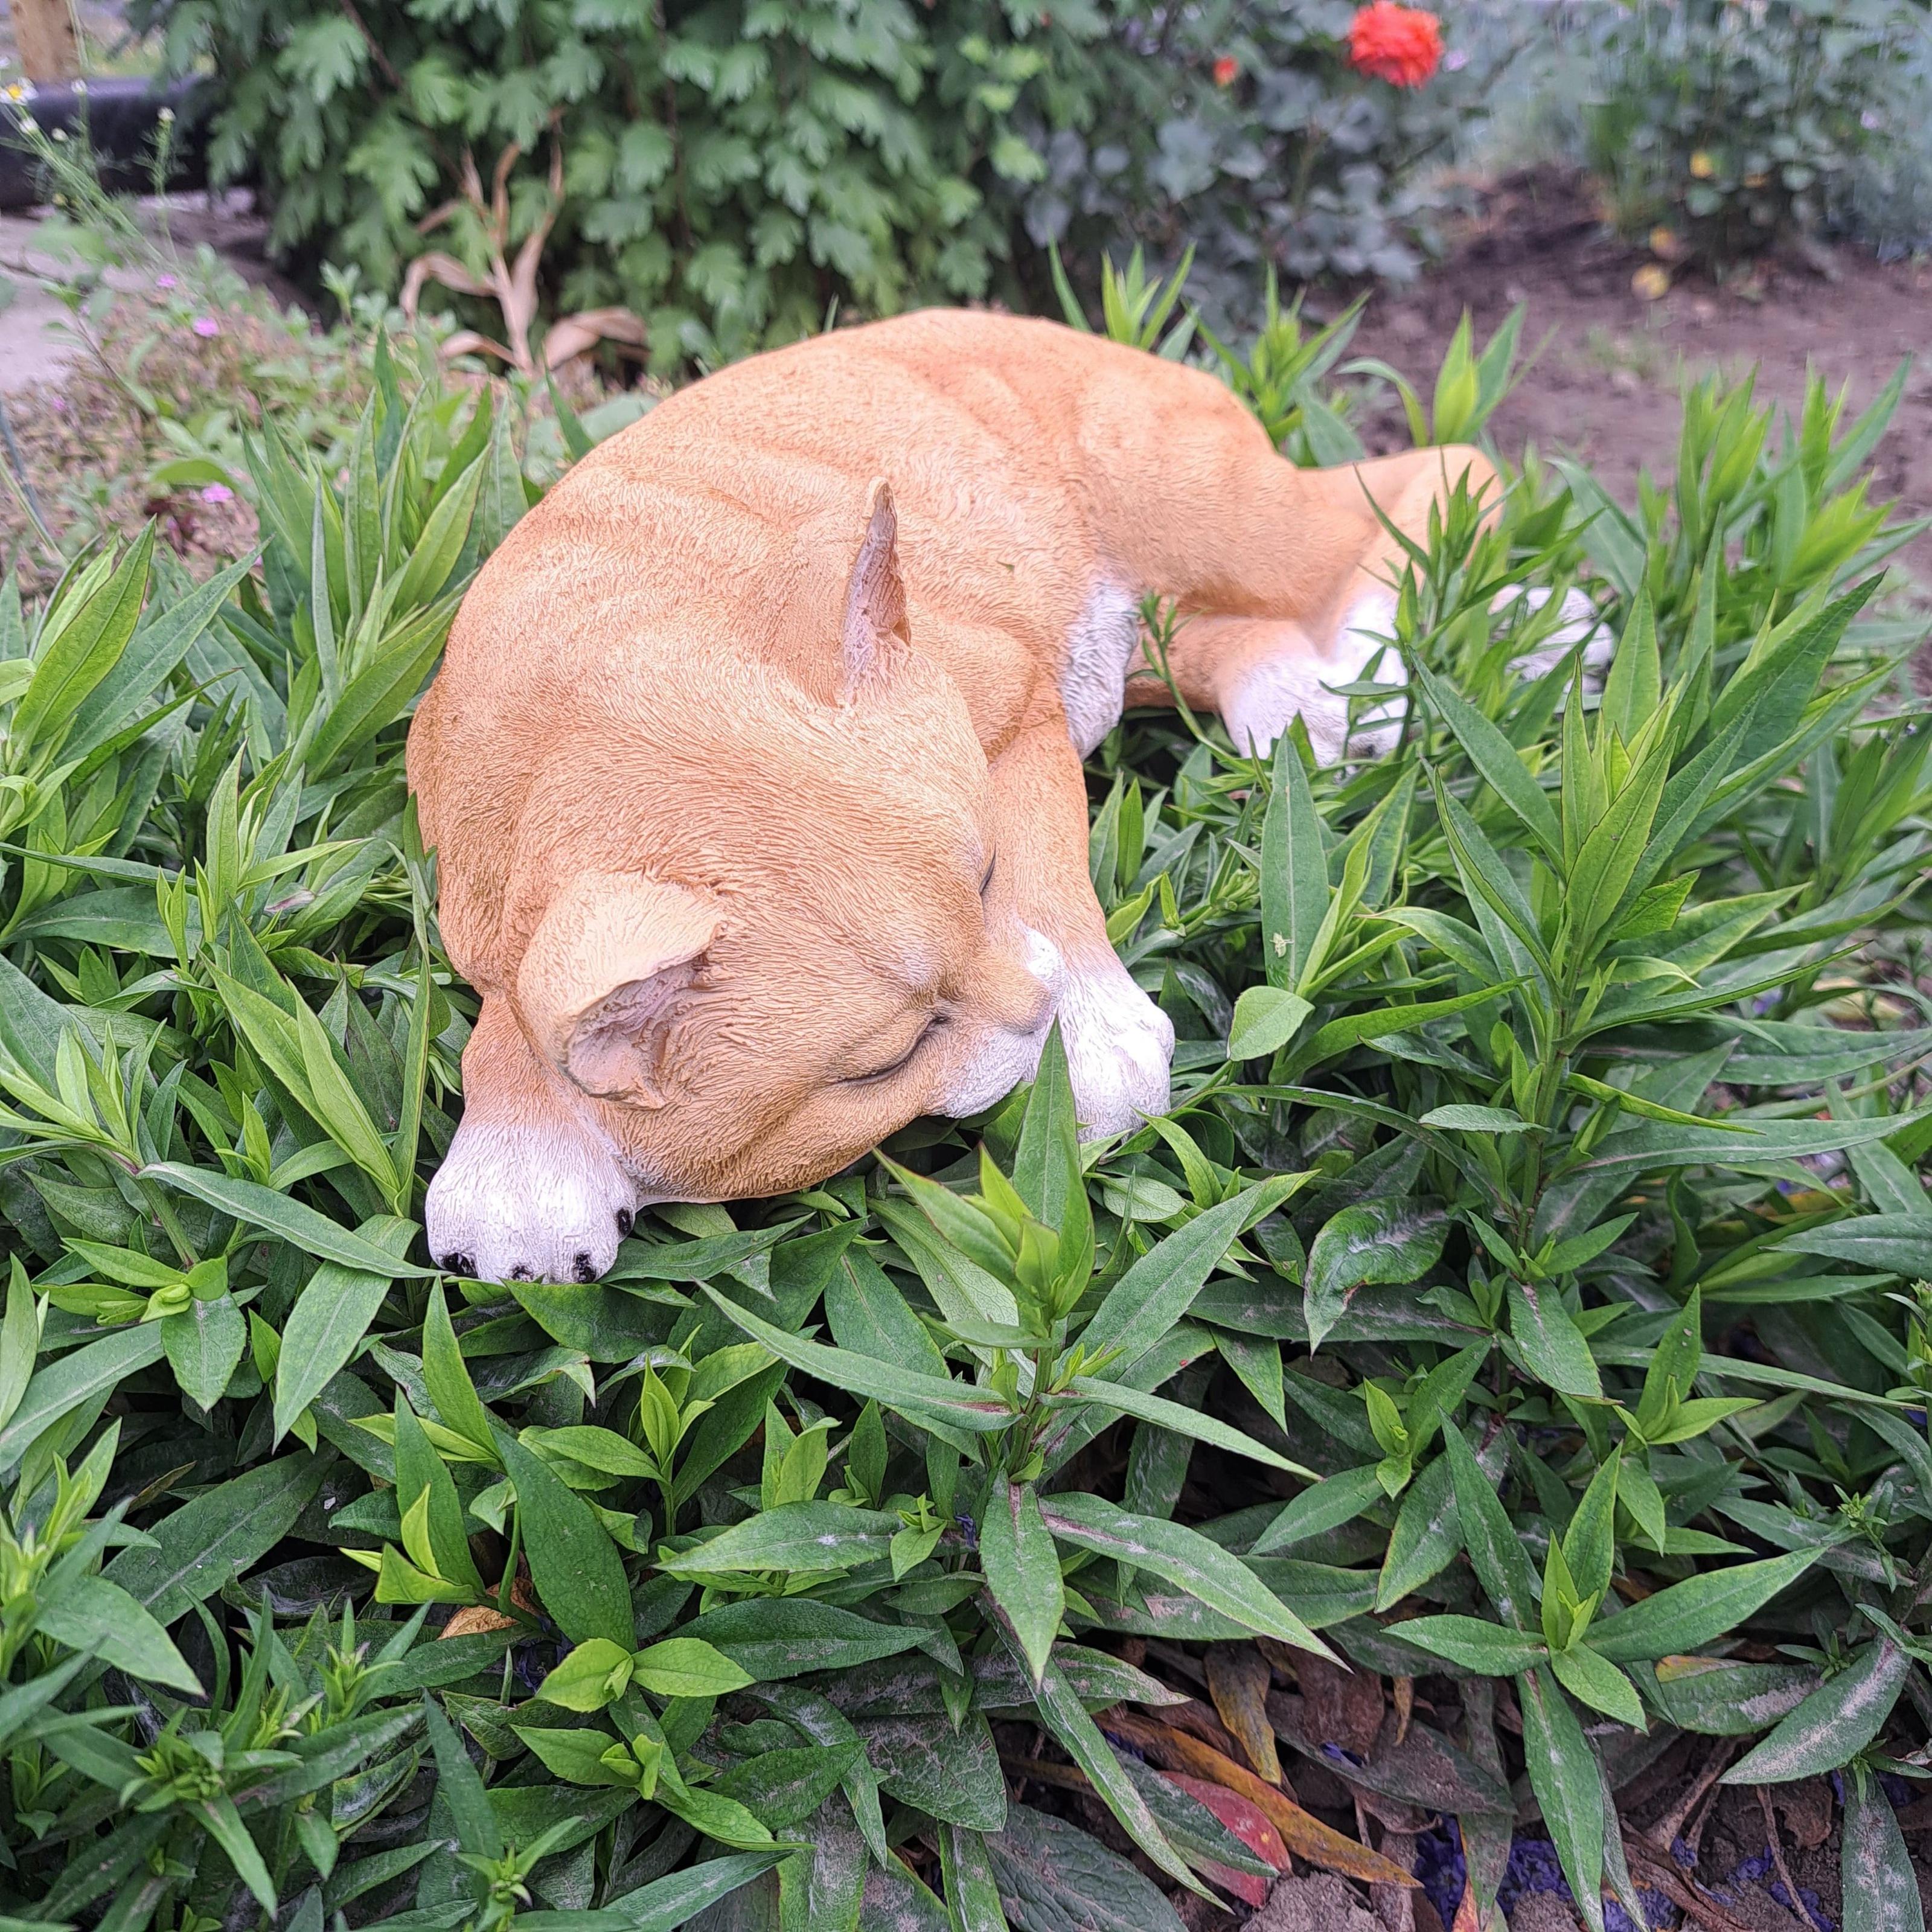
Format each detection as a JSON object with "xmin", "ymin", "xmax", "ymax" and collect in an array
[
  {"xmin": 132, "ymin": 0, "xmax": 1508, "ymax": 370},
  {"xmin": 1028, "ymin": 0, "xmax": 1523, "ymax": 322},
  {"xmin": 0, "ymin": 104, "xmax": 652, "ymax": 586},
  {"xmin": 0, "ymin": 296, "xmax": 1929, "ymax": 1932},
  {"xmin": 1585, "ymin": 0, "xmax": 1929, "ymax": 266}
]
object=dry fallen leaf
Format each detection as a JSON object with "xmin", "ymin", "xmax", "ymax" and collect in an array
[
  {"xmin": 1164, "ymin": 1770, "xmax": 1291, "ymax": 1905},
  {"xmin": 1391, "ymin": 1675, "xmax": 1414, "ymax": 1747},
  {"xmin": 441, "ymin": 1604, "xmax": 516, "ymax": 1639},
  {"xmin": 1207, "ymin": 1642, "xmax": 1285, "ymax": 1785},
  {"xmin": 1102, "ymin": 1706, "xmax": 1419, "ymax": 1890}
]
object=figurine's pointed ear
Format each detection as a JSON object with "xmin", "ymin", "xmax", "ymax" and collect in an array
[
  {"xmin": 839, "ymin": 478, "xmax": 910, "ymax": 699},
  {"xmin": 518, "ymin": 873, "xmax": 721, "ymax": 1108}
]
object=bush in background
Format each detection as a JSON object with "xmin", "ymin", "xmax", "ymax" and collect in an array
[
  {"xmin": 1585, "ymin": 0, "xmax": 1928, "ymax": 265},
  {"xmin": 1025, "ymin": 0, "xmax": 1517, "ymax": 328},
  {"xmin": 130, "ymin": 0, "xmax": 1500, "ymax": 371}
]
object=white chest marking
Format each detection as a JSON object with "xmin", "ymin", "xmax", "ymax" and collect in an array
[{"xmin": 1058, "ymin": 582, "xmax": 1141, "ymax": 755}]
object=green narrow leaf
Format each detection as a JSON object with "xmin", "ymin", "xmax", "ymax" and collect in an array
[
  {"xmin": 64, "ymin": 551, "xmax": 255, "ymax": 763},
  {"xmin": 659, "ymin": 1500, "xmax": 901, "ymax": 1578},
  {"xmin": 0, "ymin": 1325, "xmax": 165, "ymax": 1474},
  {"xmin": 1590, "ymin": 1551, "xmax": 1815, "ymax": 1664},
  {"xmin": 1227, "ymin": 986, "xmax": 1313, "ymax": 1061},
  {"xmin": 138, "ymin": 1164, "xmax": 432, "ymax": 1276},
  {"xmin": 1037, "ymin": 1492, "xmax": 1328, "ymax": 1655},
  {"xmin": 522, "ymin": 1855, "xmax": 786, "ymax": 1932},
  {"xmin": 1598, "ymin": 584, "xmax": 1660, "ymax": 744},
  {"xmin": 421, "ymin": 1282, "xmax": 498, "ymax": 1457},
  {"xmin": 1505, "ymin": 1278, "xmax": 1601, "ymax": 1399},
  {"xmin": 1012, "ymin": 1021, "xmax": 1084, "ymax": 1238},
  {"xmin": 980, "ymin": 1479, "xmax": 1064, "ymax": 1686},
  {"xmin": 1387, "ymin": 1615, "xmax": 1547, "ymax": 1675},
  {"xmin": 1081, "ymin": 1176, "xmax": 1305, "ymax": 1378},
  {"xmin": 1062, "ymin": 1376, "xmax": 1311, "ymax": 1474},
  {"xmin": 423, "ymin": 1694, "xmax": 503, "ymax": 1860},
  {"xmin": 16, "ymin": 526, "xmax": 155, "ymax": 754},
  {"xmin": 1441, "ymin": 1421, "xmax": 1540, "ymax": 1631},
  {"xmin": 1517, "ymin": 1667, "xmax": 1605, "ymax": 1932},
  {"xmin": 36, "ymin": 1575, "xmax": 200, "ymax": 1694},
  {"xmin": 703, "ymin": 1287, "xmax": 1014, "ymax": 1434},
  {"xmin": 1375, "ymin": 1450, "xmax": 1460, "ymax": 1610},
  {"xmin": 1255, "ymin": 1464, "xmax": 1385, "ymax": 1556},
  {"xmin": 1724, "ymin": 1641, "xmax": 1911, "ymax": 1785},
  {"xmin": 501, "ymin": 1437, "xmax": 633, "ymax": 1649},
  {"xmin": 1549, "ymin": 1645, "xmax": 1646, "ymax": 1730},
  {"xmin": 1261, "ymin": 734, "xmax": 1327, "ymax": 990},
  {"xmin": 102, "ymin": 1453, "xmax": 325, "ymax": 1623},
  {"xmin": 198, "ymin": 1794, "xmax": 277, "ymax": 1914},
  {"xmin": 1302, "ymin": 1200, "xmax": 1448, "ymax": 1352},
  {"xmin": 161, "ymin": 1294, "xmax": 247, "ymax": 1411},
  {"xmin": 1841, "ymin": 1767, "xmax": 1925, "ymax": 1932},
  {"xmin": 1415, "ymin": 662, "xmax": 1561, "ymax": 860},
  {"xmin": 394, "ymin": 1395, "xmax": 484, "ymax": 1594},
  {"xmin": 274, "ymin": 1218, "xmax": 413, "ymax": 1445},
  {"xmin": 0, "ymin": 1258, "xmax": 37, "ymax": 1435},
  {"xmin": 1022, "ymin": 1637, "xmax": 1201, "ymax": 1895},
  {"xmin": 937, "ymin": 1826, "xmax": 1006, "ymax": 1932}
]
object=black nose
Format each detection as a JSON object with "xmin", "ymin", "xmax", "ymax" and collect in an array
[
  {"xmin": 615, "ymin": 1209, "xmax": 634, "ymax": 1237},
  {"xmin": 508, "ymin": 1265, "xmax": 534, "ymax": 1282},
  {"xmin": 441, "ymin": 1251, "xmax": 475, "ymax": 1276},
  {"xmin": 572, "ymin": 1252, "xmax": 597, "ymax": 1282}
]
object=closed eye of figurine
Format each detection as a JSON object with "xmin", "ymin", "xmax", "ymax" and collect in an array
[{"xmin": 845, "ymin": 1014, "xmax": 942, "ymax": 1084}]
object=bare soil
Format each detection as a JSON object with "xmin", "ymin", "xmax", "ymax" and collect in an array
[{"xmin": 1340, "ymin": 170, "xmax": 1932, "ymax": 594}]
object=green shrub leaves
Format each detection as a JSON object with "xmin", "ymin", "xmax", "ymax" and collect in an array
[{"xmin": 0, "ymin": 308, "xmax": 1928, "ymax": 1932}]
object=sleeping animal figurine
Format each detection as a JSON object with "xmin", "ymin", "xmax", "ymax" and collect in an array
[{"xmin": 409, "ymin": 309, "xmax": 1554, "ymax": 1283}]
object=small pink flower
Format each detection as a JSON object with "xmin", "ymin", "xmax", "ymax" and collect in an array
[
  {"xmin": 156, "ymin": 273, "xmax": 177, "ymax": 290},
  {"xmin": 191, "ymin": 316, "xmax": 219, "ymax": 338},
  {"xmin": 49, "ymin": 395, "xmax": 65, "ymax": 411},
  {"xmin": 200, "ymin": 484, "xmax": 234, "ymax": 504}
]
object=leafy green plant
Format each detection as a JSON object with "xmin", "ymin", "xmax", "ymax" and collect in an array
[
  {"xmin": 131, "ymin": 0, "xmax": 1514, "ymax": 371},
  {"xmin": 1585, "ymin": 0, "xmax": 1930, "ymax": 266},
  {"xmin": 0, "ymin": 104, "xmax": 649, "ymax": 587},
  {"xmin": 1025, "ymin": 0, "xmax": 1528, "ymax": 327},
  {"xmin": 0, "ymin": 281, "xmax": 1929, "ymax": 1932}
]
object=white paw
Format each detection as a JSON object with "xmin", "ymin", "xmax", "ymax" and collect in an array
[
  {"xmin": 1221, "ymin": 590, "xmax": 1408, "ymax": 765},
  {"xmin": 424, "ymin": 1118, "xmax": 639, "ymax": 1283},
  {"xmin": 1499, "ymin": 586, "xmax": 1613, "ymax": 686},
  {"xmin": 1058, "ymin": 955, "xmax": 1174, "ymax": 1139}
]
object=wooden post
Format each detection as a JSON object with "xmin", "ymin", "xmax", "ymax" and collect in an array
[{"xmin": 7, "ymin": 0, "xmax": 80, "ymax": 83}]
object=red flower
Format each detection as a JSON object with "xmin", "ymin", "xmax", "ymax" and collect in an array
[
  {"xmin": 1212, "ymin": 55, "xmax": 1239, "ymax": 86},
  {"xmin": 1346, "ymin": 2, "xmax": 1442, "ymax": 87}
]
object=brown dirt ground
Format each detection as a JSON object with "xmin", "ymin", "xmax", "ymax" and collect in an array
[{"xmin": 1338, "ymin": 170, "xmax": 1932, "ymax": 595}]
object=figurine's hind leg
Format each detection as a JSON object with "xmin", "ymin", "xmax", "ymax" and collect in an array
[{"xmin": 1083, "ymin": 374, "xmax": 1498, "ymax": 758}]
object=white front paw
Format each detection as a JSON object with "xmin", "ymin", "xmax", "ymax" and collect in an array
[
  {"xmin": 425, "ymin": 1118, "xmax": 638, "ymax": 1283},
  {"xmin": 1058, "ymin": 956, "xmax": 1174, "ymax": 1139}
]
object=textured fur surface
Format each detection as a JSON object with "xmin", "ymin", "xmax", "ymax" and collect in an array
[{"xmin": 409, "ymin": 310, "xmax": 1495, "ymax": 1281}]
